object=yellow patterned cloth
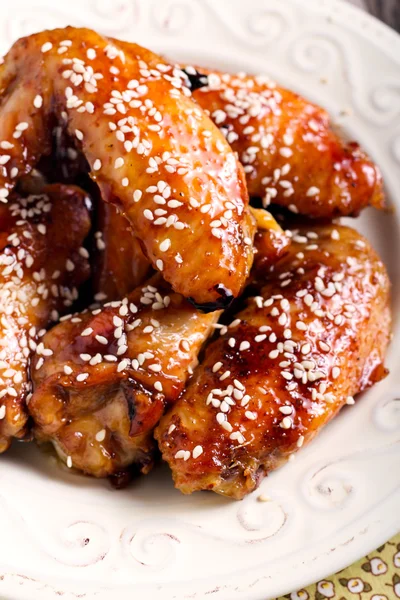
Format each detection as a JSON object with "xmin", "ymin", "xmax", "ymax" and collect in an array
[{"xmin": 276, "ymin": 534, "xmax": 400, "ymax": 599}]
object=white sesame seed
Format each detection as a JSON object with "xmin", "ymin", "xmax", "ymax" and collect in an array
[
  {"xmin": 41, "ymin": 42, "xmax": 53, "ymax": 53},
  {"xmin": 245, "ymin": 411, "xmax": 257, "ymax": 420},
  {"xmin": 87, "ymin": 48, "xmax": 96, "ymax": 60},
  {"xmin": 159, "ymin": 239, "xmax": 171, "ymax": 252},
  {"xmin": 239, "ymin": 341, "xmax": 250, "ymax": 352},
  {"xmin": 93, "ymin": 159, "xmax": 102, "ymax": 171},
  {"xmin": 133, "ymin": 190, "xmax": 142, "ymax": 203},
  {"xmin": 279, "ymin": 405, "xmax": 293, "ymax": 415},
  {"xmin": 306, "ymin": 186, "xmax": 320, "ymax": 197},
  {"xmin": 192, "ymin": 445, "xmax": 203, "ymax": 459},
  {"xmin": 156, "ymin": 259, "xmax": 164, "ymax": 271},
  {"xmin": 212, "ymin": 361, "xmax": 223, "ymax": 373},
  {"xmin": 67, "ymin": 456, "xmax": 73, "ymax": 468},
  {"xmin": 95, "ymin": 429, "xmax": 106, "ymax": 442},
  {"xmin": 81, "ymin": 327, "xmax": 93, "ymax": 337},
  {"xmin": 280, "ymin": 416, "xmax": 292, "ymax": 429},
  {"xmin": 33, "ymin": 95, "xmax": 43, "ymax": 108},
  {"xmin": 332, "ymin": 366, "xmax": 341, "ymax": 379},
  {"xmin": 76, "ymin": 373, "xmax": 89, "ymax": 382},
  {"xmin": 297, "ymin": 435, "xmax": 305, "ymax": 448},
  {"xmin": 346, "ymin": 396, "xmax": 355, "ymax": 405},
  {"xmin": 75, "ymin": 129, "xmax": 83, "ymax": 141}
]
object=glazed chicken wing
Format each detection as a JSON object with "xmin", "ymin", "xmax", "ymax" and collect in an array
[
  {"xmin": 155, "ymin": 225, "xmax": 391, "ymax": 499},
  {"xmin": 28, "ymin": 275, "xmax": 219, "ymax": 480},
  {"xmin": 184, "ymin": 68, "xmax": 383, "ymax": 218},
  {"xmin": 0, "ymin": 27, "xmax": 255, "ymax": 308},
  {"xmin": 0, "ymin": 184, "xmax": 90, "ymax": 452}
]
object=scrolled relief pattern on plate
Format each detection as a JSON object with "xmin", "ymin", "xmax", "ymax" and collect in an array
[
  {"xmin": 373, "ymin": 391, "xmax": 400, "ymax": 432},
  {"xmin": 120, "ymin": 524, "xmax": 181, "ymax": 571},
  {"xmin": 0, "ymin": 492, "xmax": 111, "ymax": 568},
  {"xmin": 289, "ymin": 32, "xmax": 400, "ymax": 127},
  {"xmin": 236, "ymin": 495, "xmax": 288, "ymax": 542},
  {"xmin": 53, "ymin": 520, "xmax": 110, "ymax": 567}
]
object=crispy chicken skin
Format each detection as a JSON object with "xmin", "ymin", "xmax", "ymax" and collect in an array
[
  {"xmin": 155, "ymin": 225, "xmax": 391, "ymax": 499},
  {"xmin": 29, "ymin": 275, "xmax": 220, "ymax": 479},
  {"xmin": 0, "ymin": 184, "xmax": 90, "ymax": 452},
  {"xmin": 0, "ymin": 27, "xmax": 255, "ymax": 308},
  {"xmin": 93, "ymin": 202, "xmax": 151, "ymax": 302},
  {"xmin": 185, "ymin": 68, "xmax": 384, "ymax": 218}
]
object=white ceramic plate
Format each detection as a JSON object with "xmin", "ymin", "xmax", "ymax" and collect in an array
[{"xmin": 0, "ymin": 1, "xmax": 399, "ymax": 599}]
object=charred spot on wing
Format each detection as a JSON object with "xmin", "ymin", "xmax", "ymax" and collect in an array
[
  {"xmin": 189, "ymin": 284, "xmax": 234, "ymax": 313},
  {"xmin": 181, "ymin": 68, "xmax": 209, "ymax": 92}
]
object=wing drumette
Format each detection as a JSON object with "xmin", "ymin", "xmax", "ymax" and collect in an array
[
  {"xmin": 29, "ymin": 275, "xmax": 219, "ymax": 481},
  {"xmin": 155, "ymin": 225, "xmax": 391, "ymax": 499},
  {"xmin": 0, "ymin": 184, "xmax": 90, "ymax": 451}
]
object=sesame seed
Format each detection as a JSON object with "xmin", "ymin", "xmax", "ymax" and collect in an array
[
  {"xmin": 306, "ymin": 186, "xmax": 320, "ymax": 197},
  {"xmin": 41, "ymin": 42, "xmax": 53, "ymax": 53},
  {"xmin": 76, "ymin": 373, "xmax": 89, "ymax": 382},
  {"xmin": 81, "ymin": 328, "xmax": 93, "ymax": 337},
  {"xmin": 156, "ymin": 259, "xmax": 164, "ymax": 271},
  {"xmin": 346, "ymin": 396, "xmax": 355, "ymax": 405},
  {"xmin": 75, "ymin": 129, "xmax": 83, "ymax": 141},
  {"xmin": 212, "ymin": 361, "xmax": 223, "ymax": 373},
  {"xmin": 159, "ymin": 239, "xmax": 171, "ymax": 252},
  {"xmin": 245, "ymin": 411, "xmax": 257, "ymax": 420},
  {"xmin": 67, "ymin": 456, "xmax": 72, "ymax": 468},
  {"xmin": 95, "ymin": 429, "xmax": 106, "ymax": 442},
  {"xmin": 114, "ymin": 157, "xmax": 124, "ymax": 169},
  {"xmin": 117, "ymin": 359, "xmax": 129, "ymax": 372},
  {"xmin": 0, "ymin": 405, "xmax": 6, "ymax": 419},
  {"xmin": 239, "ymin": 341, "xmax": 250, "ymax": 351},
  {"xmin": 297, "ymin": 435, "xmax": 305, "ymax": 448},
  {"xmin": 279, "ymin": 405, "xmax": 293, "ymax": 415},
  {"xmin": 280, "ymin": 416, "xmax": 292, "ymax": 429},
  {"xmin": 133, "ymin": 190, "xmax": 142, "ymax": 202},
  {"xmin": 192, "ymin": 445, "xmax": 203, "ymax": 459},
  {"xmin": 87, "ymin": 48, "xmax": 96, "ymax": 60},
  {"xmin": 332, "ymin": 366, "xmax": 341, "ymax": 379},
  {"xmin": 31, "ymin": 95, "xmax": 44, "ymax": 112},
  {"xmin": 93, "ymin": 159, "xmax": 102, "ymax": 171}
]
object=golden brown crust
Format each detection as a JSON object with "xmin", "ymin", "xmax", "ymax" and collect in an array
[
  {"xmin": 29, "ymin": 274, "xmax": 220, "ymax": 478},
  {"xmin": 0, "ymin": 27, "xmax": 255, "ymax": 307},
  {"xmin": 187, "ymin": 68, "xmax": 384, "ymax": 218},
  {"xmin": 155, "ymin": 225, "xmax": 391, "ymax": 499},
  {"xmin": 0, "ymin": 184, "xmax": 90, "ymax": 452}
]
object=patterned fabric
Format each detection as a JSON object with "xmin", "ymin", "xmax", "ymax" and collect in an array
[{"xmin": 276, "ymin": 534, "xmax": 400, "ymax": 599}]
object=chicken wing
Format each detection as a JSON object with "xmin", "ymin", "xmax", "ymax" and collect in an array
[
  {"xmin": 155, "ymin": 225, "xmax": 391, "ymax": 499},
  {"xmin": 0, "ymin": 27, "xmax": 255, "ymax": 308},
  {"xmin": 0, "ymin": 184, "xmax": 90, "ymax": 452},
  {"xmin": 92, "ymin": 204, "xmax": 289, "ymax": 303},
  {"xmin": 28, "ymin": 275, "xmax": 220, "ymax": 480},
  {"xmin": 184, "ymin": 68, "xmax": 383, "ymax": 218}
]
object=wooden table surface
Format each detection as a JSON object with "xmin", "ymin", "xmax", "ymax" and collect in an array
[{"xmin": 349, "ymin": 0, "xmax": 400, "ymax": 31}]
